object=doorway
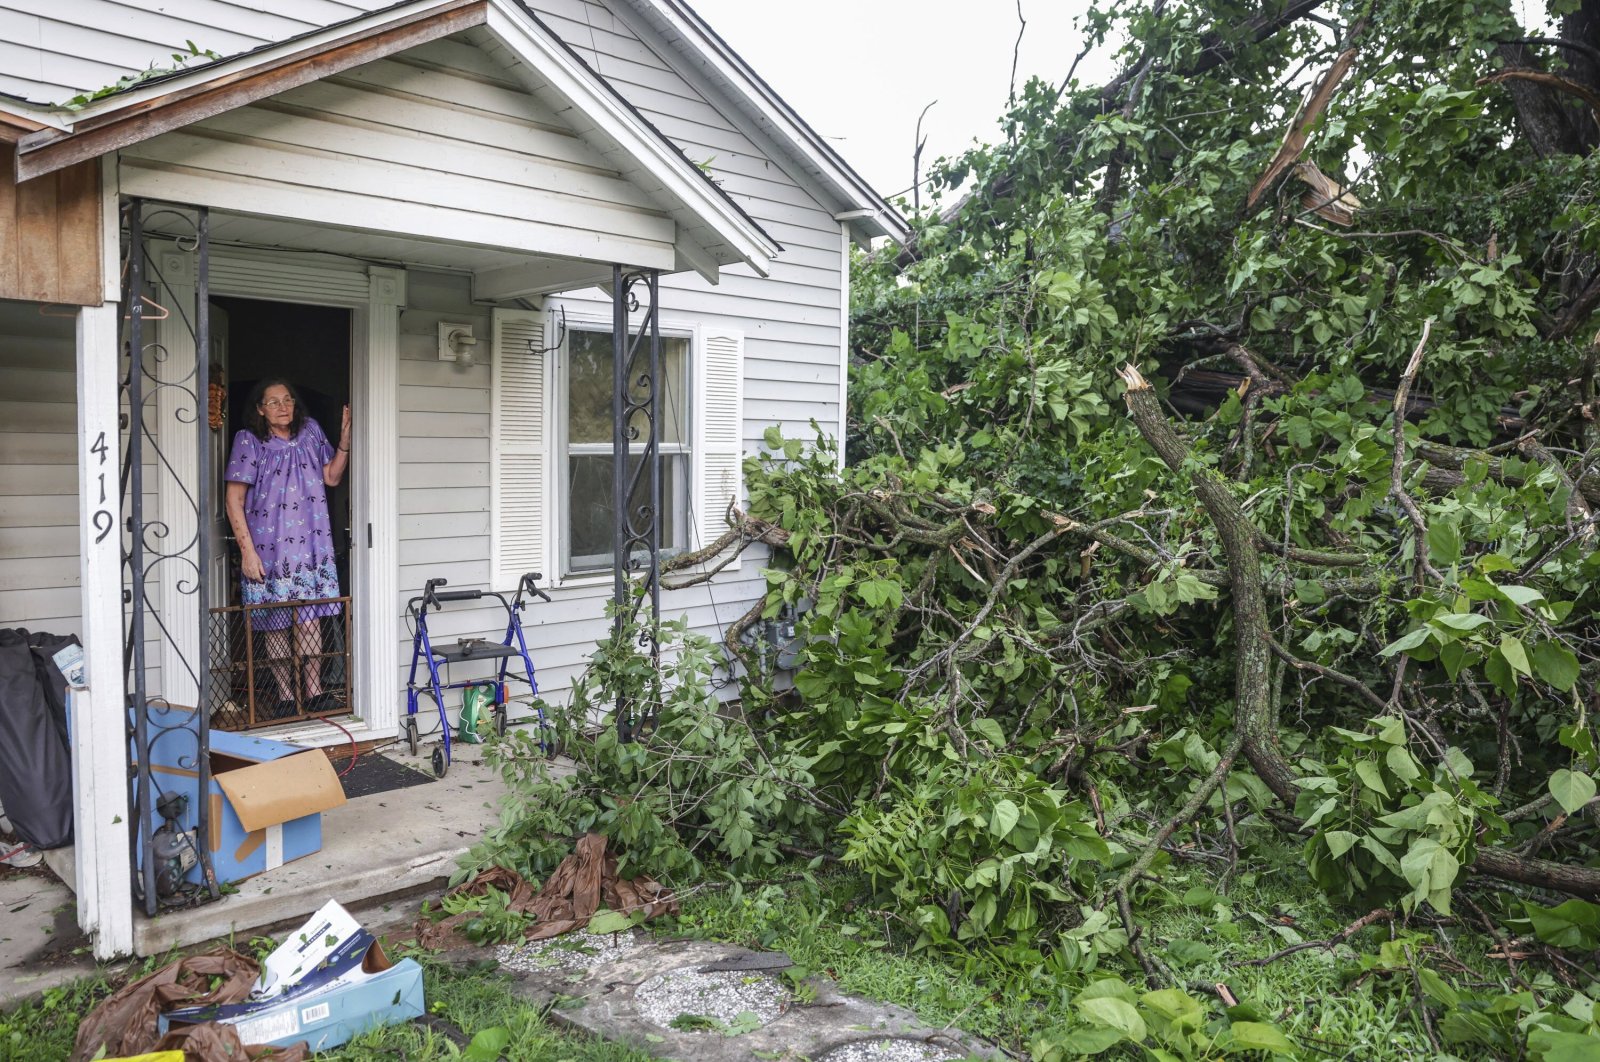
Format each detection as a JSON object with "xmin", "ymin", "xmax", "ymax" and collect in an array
[{"xmin": 208, "ymin": 296, "xmax": 355, "ymax": 730}]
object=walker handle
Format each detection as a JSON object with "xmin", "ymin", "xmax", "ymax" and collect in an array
[
  {"xmin": 518, "ymin": 572, "xmax": 552, "ymax": 604},
  {"xmin": 421, "ymin": 577, "xmax": 482, "ymax": 609}
]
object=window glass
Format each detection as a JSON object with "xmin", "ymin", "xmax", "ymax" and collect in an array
[
  {"xmin": 563, "ymin": 327, "xmax": 690, "ymax": 575},
  {"xmin": 567, "ymin": 330, "xmax": 687, "ymax": 446},
  {"xmin": 567, "ymin": 454, "xmax": 685, "ymax": 571}
]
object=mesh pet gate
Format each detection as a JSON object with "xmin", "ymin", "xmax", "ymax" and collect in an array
[{"xmin": 205, "ymin": 596, "xmax": 353, "ymax": 730}]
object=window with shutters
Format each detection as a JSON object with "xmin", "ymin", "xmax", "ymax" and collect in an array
[
  {"xmin": 493, "ymin": 308, "xmax": 743, "ymax": 586},
  {"xmin": 560, "ymin": 326, "xmax": 692, "ymax": 575}
]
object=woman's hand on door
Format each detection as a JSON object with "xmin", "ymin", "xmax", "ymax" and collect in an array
[{"xmin": 339, "ymin": 404, "xmax": 351, "ymax": 449}]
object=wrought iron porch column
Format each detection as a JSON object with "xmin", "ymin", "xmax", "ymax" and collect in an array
[
  {"xmin": 123, "ymin": 198, "xmax": 220, "ymax": 914},
  {"xmin": 611, "ymin": 266, "xmax": 662, "ymax": 742}
]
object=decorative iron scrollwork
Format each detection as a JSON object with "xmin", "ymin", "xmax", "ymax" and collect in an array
[
  {"xmin": 612, "ymin": 267, "xmax": 662, "ymax": 742},
  {"xmin": 122, "ymin": 198, "xmax": 220, "ymax": 914}
]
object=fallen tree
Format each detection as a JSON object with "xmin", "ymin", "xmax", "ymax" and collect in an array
[
  {"xmin": 478, "ymin": 1, "xmax": 1600, "ymax": 1054},
  {"xmin": 780, "ymin": 0, "xmax": 1600, "ymax": 937}
]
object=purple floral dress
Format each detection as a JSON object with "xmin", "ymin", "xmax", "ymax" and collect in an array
[{"xmin": 225, "ymin": 419, "xmax": 342, "ymax": 631}]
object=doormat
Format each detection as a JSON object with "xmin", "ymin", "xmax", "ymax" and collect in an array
[{"xmin": 336, "ymin": 753, "xmax": 435, "ymax": 799}]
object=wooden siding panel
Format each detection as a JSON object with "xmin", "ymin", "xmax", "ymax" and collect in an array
[
  {"xmin": 0, "ymin": 145, "xmax": 102, "ymax": 305},
  {"xmin": 0, "ymin": 148, "xmax": 14, "ymax": 296}
]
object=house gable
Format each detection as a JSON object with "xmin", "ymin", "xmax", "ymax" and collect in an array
[
  {"xmin": 0, "ymin": 0, "xmax": 904, "ymax": 245},
  {"xmin": 15, "ymin": 1, "xmax": 778, "ymax": 282}
]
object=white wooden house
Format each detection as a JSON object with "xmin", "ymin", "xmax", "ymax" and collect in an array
[{"xmin": 0, "ymin": 0, "xmax": 905, "ymax": 958}]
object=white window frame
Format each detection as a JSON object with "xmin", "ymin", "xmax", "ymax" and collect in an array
[{"xmin": 552, "ymin": 307, "xmax": 697, "ymax": 583}]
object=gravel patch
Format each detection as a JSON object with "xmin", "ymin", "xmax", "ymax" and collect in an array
[
  {"xmin": 816, "ymin": 1040, "xmax": 965, "ymax": 1062},
  {"xmin": 496, "ymin": 931, "xmax": 639, "ymax": 974},
  {"xmin": 634, "ymin": 967, "xmax": 789, "ymax": 1032}
]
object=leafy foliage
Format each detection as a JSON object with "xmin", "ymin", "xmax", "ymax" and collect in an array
[
  {"xmin": 472, "ymin": 0, "xmax": 1600, "ymax": 1056},
  {"xmin": 466, "ymin": 611, "xmax": 824, "ymax": 883}
]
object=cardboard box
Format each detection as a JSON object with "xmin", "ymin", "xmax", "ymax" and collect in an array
[
  {"xmin": 137, "ymin": 703, "xmax": 346, "ymax": 884},
  {"xmin": 161, "ymin": 918, "xmax": 425, "ymax": 1052},
  {"xmin": 254, "ymin": 899, "xmax": 363, "ymax": 998}
]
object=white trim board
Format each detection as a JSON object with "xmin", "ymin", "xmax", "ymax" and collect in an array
[{"xmin": 167, "ymin": 245, "xmax": 404, "ymax": 748}]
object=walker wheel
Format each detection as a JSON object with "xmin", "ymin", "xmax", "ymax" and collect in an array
[
  {"xmin": 431, "ymin": 746, "xmax": 446, "ymax": 778},
  {"xmin": 495, "ymin": 705, "xmax": 508, "ymax": 738},
  {"xmin": 405, "ymin": 718, "xmax": 419, "ymax": 756}
]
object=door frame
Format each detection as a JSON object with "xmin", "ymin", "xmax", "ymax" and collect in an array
[{"xmin": 153, "ymin": 243, "xmax": 404, "ymax": 745}]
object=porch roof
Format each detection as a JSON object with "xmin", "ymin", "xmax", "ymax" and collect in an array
[{"xmin": 11, "ymin": 0, "xmax": 781, "ymax": 282}]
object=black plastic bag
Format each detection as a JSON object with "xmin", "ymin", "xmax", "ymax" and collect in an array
[{"xmin": 0, "ymin": 628, "xmax": 78, "ymax": 849}]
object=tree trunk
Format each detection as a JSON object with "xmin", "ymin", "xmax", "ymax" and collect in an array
[{"xmin": 1117, "ymin": 363, "xmax": 1600, "ymax": 901}]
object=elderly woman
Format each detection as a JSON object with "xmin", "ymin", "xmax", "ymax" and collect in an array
[{"xmin": 225, "ymin": 378, "xmax": 351, "ymax": 715}]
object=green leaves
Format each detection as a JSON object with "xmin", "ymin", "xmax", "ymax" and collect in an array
[
  {"xmin": 1226, "ymin": 1021, "xmax": 1297, "ymax": 1055},
  {"xmin": 1549, "ymin": 771, "xmax": 1597, "ymax": 816},
  {"xmin": 989, "ymin": 798, "xmax": 1021, "ymax": 840},
  {"xmin": 1522, "ymin": 899, "xmax": 1600, "ymax": 951},
  {"xmin": 1499, "ymin": 635, "xmax": 1532, "ymax": 678},
  {"xmin": 1038, "ymin": 978, "xmax": 1297, "ymax": 1060},
  {"xmin": 1076, "ymin": 995, "xmax": 1146, "ymax": 1041},
  {"xmin": 1533, "ymin": 641, "xmax": 1582, "ymax": 692},
  {"xmin": 586, "ymin": 910, "xmax": 634, "ymax": 935},
  {"xmin": 460, "ymin": 1027, "xmax": 511, "ymax": 1062},
  {"xmin": 1302, "ymin": 718, "xmax": 1489, "ymax": 916},
  {"xmin": 1398, "ymin": 838, "xmax": 1460, "ymax": 916}
]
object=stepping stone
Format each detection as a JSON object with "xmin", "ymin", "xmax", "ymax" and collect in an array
[{"xmin": 496, "ymin": 935, "xmax": 1003, "ymax": 1061}]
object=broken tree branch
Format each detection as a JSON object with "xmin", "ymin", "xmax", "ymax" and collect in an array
[
  {"xmin": 1118, "ymin": 361, "xmax": 1600, "ymax": 900},
  {"xmin": 1237, "ymin": 907, "xmax": 1393, "ymax": 966},
  {"xmin": 1479, "ymin": 69, "xmax": 1600, "ymax": 126},
  {"xmin": 1390, "ymin": 319, "xmax": 1437, "ymax": 593},
  {"xmin": 1246, "ymin": 44, "xmax": 1360, "ymax": 212},
  {"xmin": 1118, "ymin": 364, "xmax": 1299, "ymax": 803}
]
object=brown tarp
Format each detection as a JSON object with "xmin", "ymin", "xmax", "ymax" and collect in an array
[
  {"xmin": 71, "ymin": 947, "xmax": 310, "ymax": 1062},
  {"xmin": 416, "ymin": 832, "xmax": 677, "ymax": 949}
]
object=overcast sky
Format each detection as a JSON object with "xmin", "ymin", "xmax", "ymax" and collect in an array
[{"xmin": 687, "ymin": 0, "xmax": 1113, "ymax": 205}]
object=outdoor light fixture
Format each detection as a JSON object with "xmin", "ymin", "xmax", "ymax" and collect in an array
[{"xmin": 438, "ymin": 321, "xmax": 478, "ymax": 367}]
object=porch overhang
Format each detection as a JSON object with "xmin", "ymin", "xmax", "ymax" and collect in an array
[{"xmin": 12, "ymin": 0, "xmax": 779, "ymax": 283}]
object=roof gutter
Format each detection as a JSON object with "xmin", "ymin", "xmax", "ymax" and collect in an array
[{"xmin": 0, "ymin": 98, "xmax": 69, "ymax": 143}]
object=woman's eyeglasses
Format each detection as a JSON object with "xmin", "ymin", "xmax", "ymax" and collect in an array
[{"xmin": 261, "ymin": 397, "xmax": 295, "ymax": 410}]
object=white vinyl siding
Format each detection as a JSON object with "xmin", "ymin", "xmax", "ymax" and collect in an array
[
  {"xmin": 116, "ymin": 43, "xmax": 680, "ymax": 270},
  {"xmin": 401, "ymin": 274, "xmax": 769, "ymax": 712},
  {"xmin": 0, "ymin": 1, "xmax": 386, "ymax": 104},
  {"xmin": 0, "ymin": 301, "xmax": 80, "ymax": 636}
]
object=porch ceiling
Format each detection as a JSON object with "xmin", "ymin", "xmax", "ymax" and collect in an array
[{"xmin": 197, "ymin": 210, "xmax": 615, "ymax": 292}]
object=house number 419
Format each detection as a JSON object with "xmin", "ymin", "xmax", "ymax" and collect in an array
[{"xmin": 89, "ymin": 431, "xmax": 113, "ymax": 544}]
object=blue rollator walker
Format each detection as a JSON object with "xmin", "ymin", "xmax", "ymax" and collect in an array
[{"xmin": 405, "ymin": 571, "xmax": 551, "ymax": 777}]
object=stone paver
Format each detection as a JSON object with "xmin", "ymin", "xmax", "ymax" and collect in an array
[{"xmin": 471, "ymin": 935, "xmax": 1003, "ymax": 1062}]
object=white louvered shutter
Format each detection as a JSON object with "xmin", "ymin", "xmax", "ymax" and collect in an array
[
  {"xmin": 693, "ymin": 326, "xmax": 745, "ymax": 561},
  {"xmin": 491, "ymin": 308, "xmax": 550, "ymax": 590}
]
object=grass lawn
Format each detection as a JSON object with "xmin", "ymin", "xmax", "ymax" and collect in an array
[{"xmin": 0, "ymin": 845, "xmax": 1541, "ymax": 1061}]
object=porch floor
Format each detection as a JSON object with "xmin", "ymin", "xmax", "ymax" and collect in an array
[
  {"xmin": 6, "ymin": 742, "xmax": 565, "ymax": 1003},
  {"xmin": 131, "ymin": 745, "xmax": 531, "ymax": 955}
]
